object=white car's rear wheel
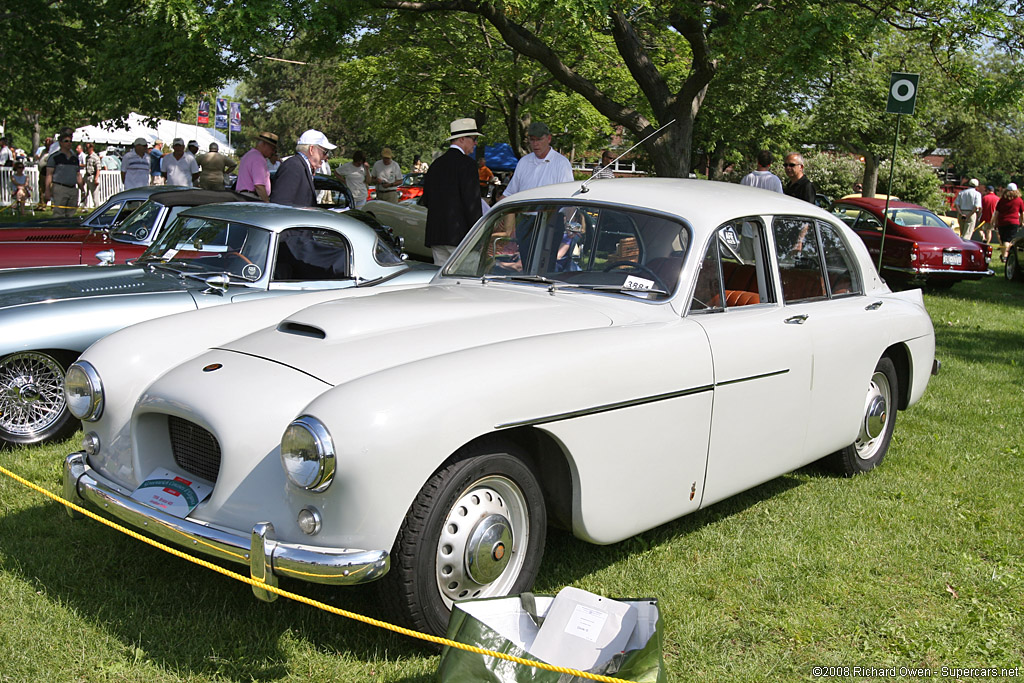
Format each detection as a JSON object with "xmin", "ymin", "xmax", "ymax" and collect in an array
[
  {"xmin": 827, "ymin": 357, "xmax": 898, "ymax": 477},
  {"xmin": 0, "ymin": 351, "xmax": 78, "ymax": 447},
  {"xmin": 380, "ymin": 445, "xmax": 546, "ymax": 637}
]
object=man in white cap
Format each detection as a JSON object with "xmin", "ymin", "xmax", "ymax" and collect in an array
[
  {"xmin": 270, "ymin": 129, "xmax": 336, "ymax": 207},
  {"xmin": 421, "ymin": 118, "xmax": 485, "ymax": 265},
  {"xmin": 954, "ymin": 178, "xmax": 983, "ymax": 239},
  {"xmin": 161, "ymin": 137, "xmax": 200, "ymax": 187},
  {"xmin": 121, "ymin": 138, "xmax": 152, "ymax": 190},
  {"xmin": 372, "ymin": 147, "xmax": 403, "ymax": 203}
]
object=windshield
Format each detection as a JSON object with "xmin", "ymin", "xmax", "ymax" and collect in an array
[
  {"xmin": 886, "ymin": 208, "xmax": 949, "ymax": 229},
  {"xmin": 139, "ymin": 215, "xmax": 273, "ymax": 281},
  {"xmin": 110, "ymin": 201, "xmax": 165, "ymax": 242},
  {"xmin": 445, "ymin": 203, "xmax": 689, "ymax": 299}
]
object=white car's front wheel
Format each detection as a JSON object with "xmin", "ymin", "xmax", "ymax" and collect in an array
[
  {"xmin": 0, "ymin": 351, "xmax": 78, "ymax": 447},
  {"xmin": 381, "ymin": 444, "xmax": 547, "ymax": 637}
]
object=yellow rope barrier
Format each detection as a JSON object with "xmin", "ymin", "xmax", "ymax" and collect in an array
[{"xmin": 0, "ymin": 464, "xmax": 639, "ymax": 683}]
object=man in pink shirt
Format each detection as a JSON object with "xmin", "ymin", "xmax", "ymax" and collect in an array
[{"xmin": 236, "ymin": 132, "xmax": 278, "ymax": 201}]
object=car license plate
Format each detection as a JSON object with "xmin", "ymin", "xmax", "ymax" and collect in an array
[
  {"xmin": 130, "ymin": 467, "xmax": 212, "ymax": 518},
  {"xmin": 942, "ymin": 252, "xmax": 962, "ymax": 266}
]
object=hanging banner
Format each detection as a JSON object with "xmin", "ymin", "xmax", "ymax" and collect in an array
[
  {"xmin": 197, "ymin": 100, "xmax": 210, "ymax": 125},
  {"xmin": 230, "ymin": 102, "xmax": 242, "ymax": 132},
  {"xmin": 215, "ymin": 98, "xmax": 228, "ymax": 130}
]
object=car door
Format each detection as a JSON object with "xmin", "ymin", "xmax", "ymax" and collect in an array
[
  {"xmin": 790, "ymin": 219, "xmax": 883, "ymax": 457},
  {"xmin": 689, "ymin": 218, "xmax": 815, "ymax": 509}
]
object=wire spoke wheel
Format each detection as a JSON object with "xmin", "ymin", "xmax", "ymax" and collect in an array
[{"xmin": 0, "ymin": 352, "xmax": 70, "ymax": 441}]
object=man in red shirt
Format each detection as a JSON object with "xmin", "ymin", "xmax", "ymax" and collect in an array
[{"xmin": 978, "ymin": 185, "xmax": 1000, "ymax": 244}]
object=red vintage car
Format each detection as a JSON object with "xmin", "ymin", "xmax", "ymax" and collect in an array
[
  {"xmin": 830, "ymin": 197, "xmax": 993, "ymax": 289},
  {"xmin": 0, "ymin": 189, "xmax": 250, "ymax": 269}
]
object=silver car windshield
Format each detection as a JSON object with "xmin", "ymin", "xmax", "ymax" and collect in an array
[
  {"xmin": 445, "ymin": 203, "xmax": 690, "ymax": 299},
  {"xmin": 110, "ymin": 201, "xmax": 164, "ymax": 242},
  {"xmin": 139, "ymin": 215, "xmax": 273, "ymax": 281}
]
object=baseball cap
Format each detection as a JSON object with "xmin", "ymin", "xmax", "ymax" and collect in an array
[
  {"xmin": 132, "ymin": 137, "xmax": 148, "ymax": 146},
  {"xmin": 969, "ymin": 178, "xmax": 979, "ymax": 187},
  {"xmin": 381, "ymin": 147, "xmax": 393, "ymax": 159},
  {"xmin": 172, "ymin": 137, "xmax": 185, "ymax": 147},
  {"xmin": 296, "ymin": 129, "xmax": 337, "ymax": 150},
  {"xmin": 1008, "ymin": 182, "xmax": 1018, "ymax": 192},
  {"xmin": 527, "ymin": 122, "xmax": 551, "ymax": 137}
]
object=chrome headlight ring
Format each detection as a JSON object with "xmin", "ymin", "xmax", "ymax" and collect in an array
[
  {"xmin": 64, "ymin": 361, "xmax": 104, "ymax": 422},
  {"xmin": 280, "ymin": 416, "xmax": 336, "ymax": 492}
]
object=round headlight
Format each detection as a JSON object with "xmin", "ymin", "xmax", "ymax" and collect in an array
[
  {"xmin": 64, "ymin": 361, "xmax": 104, "ymax": 421},
  {"xmin": 280, "ymin": 416, "xmax": 335, "ymax": 491}
]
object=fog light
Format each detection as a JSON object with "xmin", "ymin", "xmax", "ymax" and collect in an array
[
  {"xmin": 297, "ymin": 507, "xmax": 322, "ymax": 535},
  {"xmin": 82, "ymin": 432, "xmax": 100, "ymax": 455}
]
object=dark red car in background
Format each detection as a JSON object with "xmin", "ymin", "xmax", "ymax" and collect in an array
[
  {"xmin": 830, "ymin": 197, "xmax": 993, "ymax": 289},
  {"xmin": 0, "ymin": 189, "xmax": 252, "ymax": 269}
]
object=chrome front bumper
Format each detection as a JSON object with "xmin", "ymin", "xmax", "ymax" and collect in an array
[{"xmin": 63, "ymin": 452, "xmax": 389, "ymax": 601}]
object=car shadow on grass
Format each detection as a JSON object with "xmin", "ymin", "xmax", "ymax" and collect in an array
[
  {"xmin": 536, "ymin": 471, "xmax": 809, "ymax": 589},
  {"xmin": 0, "ymin": 499, "xmax": 437, "ymax": 682}
]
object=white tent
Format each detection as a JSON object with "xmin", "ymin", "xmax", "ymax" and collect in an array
[{"xmin": 73, "ymin": 112, "xmax": 236, "ymax": 155}]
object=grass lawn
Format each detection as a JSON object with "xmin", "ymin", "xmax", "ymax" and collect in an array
[{"xmin": 1, "ymin": 260, "xmax": 1022, "ymax": 682}]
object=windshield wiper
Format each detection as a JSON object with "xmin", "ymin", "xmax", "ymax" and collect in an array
[
  {"xmin": 481, "ymin": 273, "xmax": 559, "ymax": 286},
  {"xmin": 547, "ymin": 282, "xmax": 669, "ymax": 296}
]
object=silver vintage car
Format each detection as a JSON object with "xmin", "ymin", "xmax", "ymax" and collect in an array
[{"xmin": 0, "ymin": 203, "xmax": 435, "ymax": 447}]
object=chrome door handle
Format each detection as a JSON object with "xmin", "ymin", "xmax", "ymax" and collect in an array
[
  {"xmin": 784, "ymin": 314, "xmax": 809, "ymax": 324},
  {"xmin": 865, "ymin": 300, "xmax": 883, "ymax": 310}
]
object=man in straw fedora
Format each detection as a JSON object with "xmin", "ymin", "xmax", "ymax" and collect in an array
[{"xmin": 421, "ymin": 118, "xmax": 484, "ymax": 265}]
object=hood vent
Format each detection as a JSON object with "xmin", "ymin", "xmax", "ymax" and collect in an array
[
  {"xmin": 75, "ymin": 277, "xmax": 146, "ymax": 293},
  {"xmin": 278, "ymin": 321, "xmax": 327, "ymax": 339},
  {"xmin": 26, "ymin": 233, "xmax": 79, "ymax": 241}
]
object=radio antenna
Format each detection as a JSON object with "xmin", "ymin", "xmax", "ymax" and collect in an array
[{"xmin": 578, "ymin": 118, "xmax": 677, "ymax": 193}]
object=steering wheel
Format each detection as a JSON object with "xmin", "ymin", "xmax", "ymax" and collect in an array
[{"xmin": 603, "ymin": 261, "xmax": 669, "ymax": 292}]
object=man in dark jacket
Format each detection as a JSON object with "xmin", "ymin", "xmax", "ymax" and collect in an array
[
  {"xmin": 421, "ymin": 118, "xmax": 484, "ymax": 265},
  {"xmin": 783, "ymin": 152, "xmax": 816, "ymax": 204},
  {"xmin": 270, "ymin": 129, "xmax": 335, "ymax": 207}
]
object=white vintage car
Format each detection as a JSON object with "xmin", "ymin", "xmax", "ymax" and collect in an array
[{"xmin": 63, "ymin": 178, "xmax": 936, "ymax": 637}]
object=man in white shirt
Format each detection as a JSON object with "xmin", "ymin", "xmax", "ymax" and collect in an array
[
  {"xmin": 954, "ymin": 179, "xmax": 983, "ymax": 239},
  {"xmin": 335, "ymin": 151, "xmax": 371, "ymax": 209},
  {"xmin": 499, "ymin": 121, "xmax": 574, "ymax": 199},
  {"xmin": 740, "ymin": 150, "xmax": 784, "ymax": 193},
  {"xmin": 372, "ymin": 148, "xmax": 403, "ymax": 203},
  {"xmin": 121, "ymin": 138, "xmax": 152, "ymax": 190},
  {"xmin": 161, "ymin": 137, "xmax": 200, "ymax": 187}
]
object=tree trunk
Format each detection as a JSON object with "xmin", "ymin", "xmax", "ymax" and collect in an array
[
  {"xmin": 647, "ymin": 119, "xmax": 691, "ymax": 178},
  {"xmin": 862, "ymin": 153, "xmax": 881, "ymax": 197}
]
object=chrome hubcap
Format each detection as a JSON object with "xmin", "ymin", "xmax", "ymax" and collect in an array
[
  {"xmin": 0, "ymin": 353, "xmax": 67, "ymax": 437},
  {"xmin": 435, "ymin": 475, "xmax": 529, "ymax": 607},
  {"xmin": 856, "ymin": 371, "xmax": 890, "ymax": 460}
]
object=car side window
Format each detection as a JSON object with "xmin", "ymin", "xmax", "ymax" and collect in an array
[
  {"xmin": 689, "ymin": 218, "xmax": 774, "ymax": 314},
  {"xmin": 830, "ymin": 205, "xmax": 859, "ymax": 228},
  {"xmin": 274, "ymin": 228, "xmax": 351, "ymax": 281},
  {"xmin": 854, "ymin": 211, "xmax": 882, "ymax": 231},
  {"xmin": 818, "ymin": 221, "xmax": 863, "ymax": 297},
  {"xmin": 773, "ymin": 216, "xmax": 827, "ymax": 303}
]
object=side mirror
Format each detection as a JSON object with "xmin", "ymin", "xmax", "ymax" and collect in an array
[
  {"xmin": 202, "ymin": 274, "xmax": 231, "ymax": 295},
  {"xmin": 94, "ymin": 249, "xmax": 115, "ymax": 266}
]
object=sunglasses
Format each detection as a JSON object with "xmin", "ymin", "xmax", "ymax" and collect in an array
[
  {"xmin": 783, "ymin": 162, "xmax": 800, "ymax": 168},
  {"xmin": 60, "ymin": 138, "xmax": 71, "ymax": 143}
]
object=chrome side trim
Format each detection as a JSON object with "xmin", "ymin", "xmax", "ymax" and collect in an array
[
  {"xmin": 496, "ymin": 370, "xmax": 788, "ymax": 429},
  {"xmin": 883, "ymin": 265, "xmax": 994, "ymax": 276},
  {"xmin": 63, "ymin": 452, "xmax": 390, "ymax": 587}
]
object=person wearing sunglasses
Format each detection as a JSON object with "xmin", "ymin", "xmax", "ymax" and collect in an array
[
  {"xmin": 782, "ymin": 152, "xmax": 816, "ymax": 204},
  {"xmin": 44, "ymin": 134, "xmax": 84, "ymax": 217}
]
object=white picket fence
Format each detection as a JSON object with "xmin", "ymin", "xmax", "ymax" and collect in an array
[{"xmin": 1, "ymin": 167, "xmax": 125, "ymax": 212}]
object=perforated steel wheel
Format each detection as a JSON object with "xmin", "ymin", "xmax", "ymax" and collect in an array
[{"xmin": 0, "ymin": 351, "xmax": 77, "ymax": 446}]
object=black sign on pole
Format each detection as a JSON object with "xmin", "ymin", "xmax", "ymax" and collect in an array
[{"xmin": 886, "ymin": 73, "xmax": 919, "ymax": 115}]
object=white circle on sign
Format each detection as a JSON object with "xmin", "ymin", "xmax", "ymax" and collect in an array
[{"xmin": 891, "ymin": 79, "xmax": 915, "ymax": 102}]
